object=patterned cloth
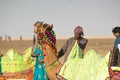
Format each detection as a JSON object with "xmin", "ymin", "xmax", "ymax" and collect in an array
[
  {"xmin": 0, "ymin": 47, "xmax": 34, "ymax": 80},
  {"xmin": 0, "ymin": 56, "xmax": 2, "ymax": 75},
  {"xmin": 107, "ymin": 67, "xmax": 120, "ymax": 79},
  {"xmin": 59, "ymin": 41, "xmax": 109, "ymax": 80},
  {"xmin": 33, "ymin": 45, "xmax": 48, "ymax": 80}
]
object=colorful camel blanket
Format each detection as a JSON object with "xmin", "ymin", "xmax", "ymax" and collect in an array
[
  {"xmin": 0, "ymin": 47, "xmax": 34, "ymax": 79},
  {"xmin": 59, "ymin": 41, "xmax": 109, "ymax": 80}
]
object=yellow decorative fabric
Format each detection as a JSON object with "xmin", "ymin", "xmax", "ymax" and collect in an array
[
  {"xmin": 1, "ymin": 47, "xmax": 34, "ymax": 73},
  {"xmin": 2, "ymin": 49, "xmax": 25, "ymax": 73},
  {"xmin": 59, "ymin": 41, "xmax": 109, "ymax": 80}
]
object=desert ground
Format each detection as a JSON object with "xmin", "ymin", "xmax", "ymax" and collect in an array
[{"xmin": 0, "ymin": 38, "xmax": 114, "ymax": 57}]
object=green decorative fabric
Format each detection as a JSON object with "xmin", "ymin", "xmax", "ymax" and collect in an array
[
  {"xmin": 22, "ymin": 47, "xmax": 35, "ymax": 70},
  {"xmin": 1, "ymin": 47, "xmax": 34, "ymax": 73},
  {"xmin": 111, "ymin": 66, "xmax": 120, "ymax": 71},
  {"xmin": 67, "ymin": 41, "xmax": 83, "ymax": 61},
  {"xmin": 59, "ymin": 41, "xmax": 110, "ymax": 80},
  {"xmin": 2, "ymin": 49, "xmax": 25, "ymax": 73}
]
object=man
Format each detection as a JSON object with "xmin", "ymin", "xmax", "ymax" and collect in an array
[
  {"xmin": 33, "ymin": 34, "xmax": 36, "ymax": 45},
  {"xmin": 110, "ymin": 26, "xmax": 120, "ymax": 66},
  {"xmin": 58, "ymin": 26, "xmax": 88, "ymax": 62}
]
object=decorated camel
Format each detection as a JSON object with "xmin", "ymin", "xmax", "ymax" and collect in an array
[{"xmin": 34, "ymin": 21, "xmax": 62, "ymax": 80}]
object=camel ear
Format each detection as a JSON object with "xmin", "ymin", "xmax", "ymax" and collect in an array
[
  {"xmin": 50, "ymin": 24, "xmax": 53, "ymax": 28},
  {"xmin": 47, "ymin": 24, "xmax": 53, "ymax": 30}
]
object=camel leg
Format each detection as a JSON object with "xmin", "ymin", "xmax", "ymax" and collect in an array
[{"xmin": 46, "ymin": 62, "xmax": 62, "ymax": 80}]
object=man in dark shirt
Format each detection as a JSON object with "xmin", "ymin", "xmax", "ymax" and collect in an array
[
  {"xmin": 110, "ymin": 26, "xmax": 120, "ymax": 66},
  {"xmin": 58, "ymin": 26, "xmax": 88, "ymax": 62}
]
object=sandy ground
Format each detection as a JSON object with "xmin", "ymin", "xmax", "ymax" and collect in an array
[{"xmin": 0, "ymin": 38, "xmax": 114, "ymax": 56}]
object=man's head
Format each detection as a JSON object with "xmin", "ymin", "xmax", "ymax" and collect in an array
[
  {"xmin": 112, "ymin": 26, "xmax": 120, "ymax": 37},
  {"xmin": 74, "ymin": 26, "xmax": 84, "ymax": 39}
]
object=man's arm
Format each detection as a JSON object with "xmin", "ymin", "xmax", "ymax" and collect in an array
[
  {"xmin": 78, "ymin": 38, "xmax": 88, "ymax": 57},
  {"xmin": 78, "ymin": 38, "xmax": 88, "ymax": 50},
  {"xmin": 58, "ymin": 40, "xmax": 69, "ymax": 58}
]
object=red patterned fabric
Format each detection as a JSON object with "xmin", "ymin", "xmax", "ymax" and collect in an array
[
  {"xmin": 107, "ymin": 67, "xmax": 120, "ymax": 80},
  {"xmin": 1, "ymin": 68, "xmax": 33, "ymax": 80},
  {"xmin": 112, "ymin": 71, "xmax": 120, "ymax": 79}
]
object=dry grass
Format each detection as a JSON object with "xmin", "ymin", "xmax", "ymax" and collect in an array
[{"xmin": 0, "ymin": 38, "xmax": 114, "ymax": 57}]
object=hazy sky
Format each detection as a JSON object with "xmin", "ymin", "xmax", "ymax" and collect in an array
[{"xmin": 0, "ymin": 0, "xmax": 120, "ymax": 38}]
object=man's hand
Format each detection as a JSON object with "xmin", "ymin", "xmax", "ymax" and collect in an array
[{"xmin": 39, "ymin": 59, "xmax": 44, "ymax": 64}]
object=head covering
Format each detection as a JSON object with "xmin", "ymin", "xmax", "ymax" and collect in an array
[{"xmin": 74, "ymin": 26, "xmax": 84, "ymax": 35}]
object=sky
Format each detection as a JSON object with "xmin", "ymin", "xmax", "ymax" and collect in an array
[{"xmin": 0, "ymin": 0, "xmax": 120, "ymax": 39}]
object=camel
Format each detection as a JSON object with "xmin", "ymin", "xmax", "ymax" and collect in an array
[{"xmin": 34, "ymin": 21, "xmax": 63, "ymax": 80}]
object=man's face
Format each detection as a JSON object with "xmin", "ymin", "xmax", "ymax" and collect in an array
[
  {"xmin": 74, "ymin": 34, "xmax": 81, "ymax": 40},
  {"xmin": 113, "ymin": 32, "xmax": 120, "ymax": 37}
]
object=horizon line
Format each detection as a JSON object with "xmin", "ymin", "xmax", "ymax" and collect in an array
[{"xmin": 0, "ymin": 36, "xmax": 115, "ymax": 41}]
